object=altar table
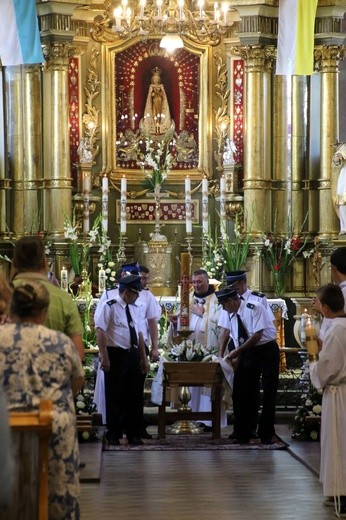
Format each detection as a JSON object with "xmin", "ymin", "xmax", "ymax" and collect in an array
[{"xmin": 157, "ymin": 362, "xmax": 224, "ymax": 440}]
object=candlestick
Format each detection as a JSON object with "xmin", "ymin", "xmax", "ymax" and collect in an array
[
  {"xmin": 305, "ymin": 317, "xmax": 319, "ymax": 360},
  {"xmin": 180, "ymin": 252, "xmax": 190, "ymax": 330},
  {"xmin": 185, "ymin": 176, "xmax": 192, "ymax": 234},
  {"xmin": 83, "ymin": 172, "xmax": 90, "ymax": 234},
  {"xmin": 220, "ymin": 175, "xmax": 226, "ymax": 238},
  {"xmin": 60, "ymin": 266, "xmax": 68, "ymax": 292},
  {"xmin": 98, "ymin": 268, "xmax": 106, "ymax": 294},
  {"xmin": 102, "ymin": 175, "xmax": 108, "ymax": 233},
  {"xmin": 202, "ymin": 175, "xmax": 208, "ymax": 235},
  {"xmin": 120, "ymin": 175, "xmax": 127, "ymax": 234}
]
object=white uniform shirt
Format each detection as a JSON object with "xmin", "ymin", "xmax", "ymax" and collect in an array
[
  {"xmin": 94, "ymin": 288, "xmax": 118, "ymax": 323},
  {"xmin": 136, "ymin": 289, "xmax": 162, "ymax": 344},
  {"xmin": 224, "ymin": 299, "xmax": 277, "ymax": 348},
  {"xmin": 95, "ymin": 294, "xmax": 144, "ymax": 350},
  {"xmin": 218, "ymin": 288, "xmax": 274, "ymax": 329}
]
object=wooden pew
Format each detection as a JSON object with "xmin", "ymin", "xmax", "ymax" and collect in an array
[{"xmin": 4, "ymin": 400, "xmax": 53, "ymax": 520}]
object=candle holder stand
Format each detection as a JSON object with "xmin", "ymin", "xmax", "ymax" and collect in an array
[
  {"xmin": 167, "ymin": 330, "xmax": 204, "ymax": 435},
  {"xmin": 119, "ymin": 234, "xmax": 127, "ymax": 263},
  {"xmin": 185, "ymin": 234, "xmax": 193, "ymax": 255}
]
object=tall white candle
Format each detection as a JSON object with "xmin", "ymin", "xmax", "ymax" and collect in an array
[
  {"xmin": 120, "ymin": 175, "xmax": 127, "ymax": 234},
  {"xmin": 98, "ymin": 268, "xmax": 106, "ymax": 294},
  {"xmin": 83, "ymin": 172, "xmax": 90, "ymax": 233},
  {"xmin": 102, "ymin": 175, "xmax": 108, "ymax": 233},
  {"xmin": 60, "ymin": 266, "xmax": 68, "ymax": 291},
  {"xmin": 185, "ymin": 176, "xmax": 192, "ymax": 234},
  {"xmin": 220, "ymin": 175, "xmax": 226, "ymax": 238},
  {"xmin": 202, "ymin": 175, "xmax": 208, "ymax": 235}
]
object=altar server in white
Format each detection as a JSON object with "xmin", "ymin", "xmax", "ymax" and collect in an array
[{"xmin": 309, "ymin": 283, "xmax": 346, "ymax": 518}]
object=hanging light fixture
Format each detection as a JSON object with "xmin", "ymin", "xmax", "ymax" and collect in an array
[{"xmin": 92, "ymin": 0, "xmax": 241, "ymax": 48}]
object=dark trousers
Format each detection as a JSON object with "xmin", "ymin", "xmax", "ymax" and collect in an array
[
  {"xmin": 232, "ymin": 341, "xmax": 280, "ymax": 441},
  {"xmin": 104, "ymin": 347, "xmax": 143, "ymax": 440}
]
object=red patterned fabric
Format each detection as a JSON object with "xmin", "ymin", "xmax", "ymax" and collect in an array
[{"xmin": 68, "ymin": 57, "xmax": 80, "ymax": 188}]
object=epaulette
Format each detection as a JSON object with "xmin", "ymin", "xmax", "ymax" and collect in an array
[
  {"xmin": 246, "ymin": 302, "xmax": 255, "ymax": 309},
  {"xmin": 106, "ymin": 299, "xmax": 117, "ymax": 307},
  {"xmin": 251, "ymin": 291, "xmax": 265, "ymax": 298}
]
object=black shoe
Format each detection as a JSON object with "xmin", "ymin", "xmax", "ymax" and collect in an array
[
  {"xmin": 202, "ymin": 425, "xmax": 213, "ymax": 433},
  {"xmin": 228, "ymin": 431, "xmax": 237, "ymax": 440},
  {"xmin": 128, "ymin": 437, "xmax": 144, "ymax": 446},
  {"xmin": 250, "ymin": 432, "xmax": 259, "ymax": 439},
  {"xmin": 260, "ymin": 438, "xmax": 273, "ymax": 445},
  {"xmin": 237, "ymin": 438, "xmax": 250, "ymax": 445},
  {"xmin": 140, "ymin": 429, "xmax": 153, "ymax": 439}
]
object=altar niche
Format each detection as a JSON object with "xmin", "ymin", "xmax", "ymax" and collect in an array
[{"xmin": 108, "ymin": 39, "xmax": 210, "ymax": 182}]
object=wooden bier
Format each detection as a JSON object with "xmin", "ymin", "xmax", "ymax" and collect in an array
[
  {"xmin": 158, "ymin": 362, "xmax": 223, "ymax": 440},
  {"xmin": 6, "ymin": 400, "xmax": 53, "ymax": 520}
]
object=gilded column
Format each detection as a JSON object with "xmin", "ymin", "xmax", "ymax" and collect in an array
[
  {"xmin": 42, "ymin": 43, "xmax": 74, "ymax": 237},
  {"xmin": 4, "ymin": 65, "xmax": 42, "ymax": 236},
  {"xmin": 272, "ymin": 75, "xmax": 289, "ymax": 235},
  {"xmin": 240, "ymin": 46, "xmax": 275, "ymax": 236},
  {"xmin": 291, "ymin": 75, "xmax": 308, "ymax": 233},
  {"xmin": 315, "ymin": 45, "xmax": 343, "ymax": 239}
]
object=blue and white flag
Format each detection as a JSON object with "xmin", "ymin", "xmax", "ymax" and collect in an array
[{"xmin": 0, "ymin": 0, "xmax": 44, "ymax": 66}]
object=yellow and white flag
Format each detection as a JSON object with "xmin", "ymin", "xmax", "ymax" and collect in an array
[{"xmin": 276, "ymin": 0, "xmax": 318, "ymax": 76}]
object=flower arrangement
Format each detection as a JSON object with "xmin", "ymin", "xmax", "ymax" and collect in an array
[
  {"xmin": 165, "ymin": 339, "xmax": 217, "ymax": 362},
  {"xmin": 260, "ymin": 232, "xmax": 307, "ymax": 297},
  {"xmin": 75, "ymin": 355, "xmax": 99, "ymax": 442},
  {"xmin": 221, "ymin": 208, "xmax": 252, "ymax": 272},
  {"xmin": 290, "ymin": 384, "xmax": 322, "ymax": 441},
  {"xmin": 202, "ymin": 227, "xmax": 225, "ymax": 280},
  {"xmin": 202, "ymin": 209, "xmax": 251, "ymax": 280},
  {"xmin": 136, "ymin": 132, "xmax": 175, "ymax": 191}
]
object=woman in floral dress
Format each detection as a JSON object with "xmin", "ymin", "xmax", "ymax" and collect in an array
[{"xmin": 0, "ymin": 281, "xmax": 84, "ymax": 520}]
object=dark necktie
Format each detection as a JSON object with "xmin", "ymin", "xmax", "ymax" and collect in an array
[
  {"xmin": 125, "ymin": 304, "xmax": 138, "ymax": 348},
  {"xmin": 236, "ymin": 314, "xmax": 249, "ymax": 346}
]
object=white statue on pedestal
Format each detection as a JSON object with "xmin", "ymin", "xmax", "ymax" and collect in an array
[
  {"xmin": 77, "ymin": 137, "xmax": 93, "ymax": 164},
  {"xmin": 332, "ymin": 142, "xmax": 346, "ymax": 237}
]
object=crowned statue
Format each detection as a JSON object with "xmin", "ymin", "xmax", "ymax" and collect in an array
[{"xmin": 140, "ymin": 67, "xmax": 174, "ymax": 136}]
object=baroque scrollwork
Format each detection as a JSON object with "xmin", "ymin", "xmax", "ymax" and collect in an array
[
  {"xmin": 213, "ymin": 51, "xmax": 230, "ymax": 172},
  {"xmin": 82, "ymin": 47, "xmax": 101, "ymax": 166}
]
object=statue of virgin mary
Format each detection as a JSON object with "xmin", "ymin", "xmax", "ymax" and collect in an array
[{"xmin": 140, "ymin": 67, "xmax": 174, "ymax": 136}]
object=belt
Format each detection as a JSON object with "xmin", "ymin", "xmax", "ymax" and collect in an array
[{"xmin": 107, "ymin": 345, "xmax": 138, "ymax": 352}]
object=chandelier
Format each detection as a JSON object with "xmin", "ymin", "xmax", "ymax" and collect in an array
[{"xmin": 92, "ymin": 0, "xmax": 241, "ymax": 50}]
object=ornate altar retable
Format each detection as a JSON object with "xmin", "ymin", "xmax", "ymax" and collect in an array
[{"xmin": 158, "ymin": 362, "xmax": 223, "ymax": 440}]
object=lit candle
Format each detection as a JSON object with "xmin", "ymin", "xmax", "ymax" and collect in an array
[
  {"xmin": 180, "ymin": 252, "xmax": 190, "ymax": 331},
  {"xmin": 83, "ymin": 172, "xmax": 90, "ymax": 234},
  {"xmin": 139, "ymin": 0, "xmax": 146, "ymax": 17},
  {"xmin": 120, "ymin": 175, "xmax": 127, "ymax": 234},
  {"xmin": 220, "ymin": 175, "xmax": 226, "ymax": 238},
  {"xmin": 202, "ymin": 175, "xmax": 208, "ymax": 235},
  {"xmin": 102, "ymin": 175, "xmax": 108, "ymax": 233},
  {"xmin": 60, "ymin": 266, "xmax": 68, "ymax": 292},
  {"xmin": 300, "ymin": 309, "xmax": 308, "ymax": 344},
  {"xmin": 98, "ymin": 268, "xmax": 106, "ymax": 294},
  {"xmin": 221, "ymin": 1, "xmax": 229, "ymax": 24},
  {"xmin": 305, "ymin": 317, "xmax": 319, "ymax": 360},
  {"xmin": 185, "ymin": 176, "xmax": 192, "ymax": 234},
  {"xmin": 214, "ymin": 1, "xmax": 218, "ymax": 21}
]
